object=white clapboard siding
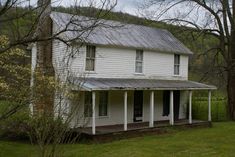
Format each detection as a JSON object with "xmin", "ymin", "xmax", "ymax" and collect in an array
[{"xmin": 52, "ymin": 41, "xmax": 189, "ymax": 80}]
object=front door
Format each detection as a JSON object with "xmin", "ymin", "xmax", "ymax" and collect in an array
[
  {"xmin": 162, "ymin": 90, "xmax": 180, "ymax": 120},
  {"xmin": 174, "ymin": 91, "xmax": 180, "ymax": 120},
  {"xmin": 134, "ymin": 91, "xmax": 143, "ymax": 122}
]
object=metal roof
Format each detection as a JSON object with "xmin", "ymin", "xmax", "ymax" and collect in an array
[
  {"xmin": 50, "ymin": 12, "xmax": 193, "ymax": 55},
  {"xmin": 71, "ymin": 78, "xmax": 217, "ymax": 91}
]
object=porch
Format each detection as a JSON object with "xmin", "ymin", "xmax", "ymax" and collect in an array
[{"xmin": 72, "ymin": 78, "xmax": 216, "ymax": 135}]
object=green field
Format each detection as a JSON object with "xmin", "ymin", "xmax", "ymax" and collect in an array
[{"xmin": 1, "ymin": 122, "xmax": 235, "ymax": 157}]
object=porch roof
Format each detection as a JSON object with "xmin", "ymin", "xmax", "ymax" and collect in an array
[{"xmin": 71, "ymin": 78, "xmax": 217, "ymax": 91}]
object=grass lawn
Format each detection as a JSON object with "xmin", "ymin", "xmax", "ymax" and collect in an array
[{"xmin": 1, "ymin": 122, "xmax": 235, "ymax": 157}]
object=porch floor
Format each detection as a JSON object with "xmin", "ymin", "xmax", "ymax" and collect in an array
[{"xmin": 79, "ymin": 119, "xmax": 209, "ymax": 135}]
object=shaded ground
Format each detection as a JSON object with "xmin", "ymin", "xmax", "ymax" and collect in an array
[{"xmin": 0, "ymin": 122, "xmax": 235, "ymax": 157}]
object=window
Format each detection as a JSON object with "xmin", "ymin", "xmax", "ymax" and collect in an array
[
  {"xmin": 85, "ymin": 45, "xmax": 96, "ymax": 71},
  {"xmin": 174, "ymin": 54, "xmax": 180, "ymax": 75},
  {"xmin": 135, "ymin": 50, "xmax": 143, "ymax": 73},
  {"xmin": 84, "ymin": 92, "xmax": 92, "ymax": 117},
  {"xmin": 99, "ymin": 91, "xmax": 108, "ymax": 117}
]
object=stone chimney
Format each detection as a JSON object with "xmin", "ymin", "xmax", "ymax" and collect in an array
[
  {"xmin": 34, "ymin": 0, "xmax": 54, "ymax": 114},
  {"xmin": 36, "ymin": 0, "xmax": 54, "ymax": 76}
]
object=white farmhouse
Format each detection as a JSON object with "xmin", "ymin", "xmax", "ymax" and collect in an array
[{"xmin": 31, "ymin": 12, "xmax": 216, "ymax": 135}]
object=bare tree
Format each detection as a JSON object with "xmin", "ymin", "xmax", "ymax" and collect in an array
[
  {"xmin": 1, "ymin": 0, "xmax": 117, "ymax": 155},
  {"xmin": 28, "ymin": 69, "xmax": 88, "ymax": 157},
  {"xmin": 0, "ymin": 0, "xmax": 117, "ymax": 53},
  {"xmin": 0, "ymin": 0, "xmax": 117, "ymax": 120},
  {"xmin": 140, "ymin": 0, "xmax": 235, "ymax": 120}
]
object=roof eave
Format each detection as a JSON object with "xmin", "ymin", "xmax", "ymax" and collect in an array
[
  {"xmin": 69, "ymin": 41, "xmax": 194, "ymax": 55},
  {"xmin": 74, "ymin": 86, "xmax": 217, "ymax": 91}
]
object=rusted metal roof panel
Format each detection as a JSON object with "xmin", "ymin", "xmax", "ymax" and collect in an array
[
  {"xmin": 50, "ymin": 12, "xmax": 193, "ymax": 55},
  {"xmin": 71, "ymin": 78, "xmax": 217, "ymax": 91}
]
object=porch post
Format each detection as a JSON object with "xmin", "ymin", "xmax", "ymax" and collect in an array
[
  {"xmin": 92, "ymin": 91, "xmax": 96, "ymax": 135},
  {"xmin": 189, "ymin": 90, "xmax": 192, "ymax": 124},
  {"xmin": 208, "ymin": 90, "xmax": 212, "ymax": 122},
  {"xmin": 124, "ymin": 91, "xmax": 128, "ymax": 131},
  {"xmin": 149, "ymin": 91, "xmax": 154, "ymax": 127},
  {"xmin": 170, "ymin": 91, "xmax": 174, "ymax": 125}
]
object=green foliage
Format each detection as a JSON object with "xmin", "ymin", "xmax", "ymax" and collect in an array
[
  {"xmin": 0, "ymin": 7, "xmax": 37, "ymax": 41},
  {"xmin": 192, "ymin": 96, "xmax": 228, "ymax": 122},
  {"xmin": 0, "ymin": 35, "xmax": 31, "ymax": 138},
  {"xmin": 0, "ymin": 35, "xmax": 31, "ymax": 103}
]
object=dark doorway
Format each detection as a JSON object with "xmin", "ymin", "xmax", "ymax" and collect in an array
[
  {"xmin": 163, "ymin": 91, "xmax": 170, "ymax": 116},
  {"xmin": 173, "ymin": 91, "xmax": 180, "ymax": 120},
  {"xmin": 162, "ymin": 91, "xmax": 181, "ymax": 120},
  {"xmin": 134, "ymin": 91, "xmax": 143, "ymax": 122}
]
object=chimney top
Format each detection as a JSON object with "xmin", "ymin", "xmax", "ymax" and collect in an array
[{"xmin": 37, "ymin": 0, "xmax": 51, "ymax": 17}]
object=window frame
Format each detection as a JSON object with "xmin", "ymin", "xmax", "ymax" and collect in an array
[
  {"xmin": 85, "ymin": 45, "xmax": 96, "ymax": 71},
  {"xmin": 98, "ymin": 91, "xmax": 109, "ymax": 117},
  {"xmin": 135, "ymin": 50, "xmax": 144, "ymax": 74},
  {"xmin": 174, "ymin": 54, "xmax": 180, "ymax": 76}
]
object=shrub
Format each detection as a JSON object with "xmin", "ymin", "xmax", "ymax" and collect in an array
[{"xmin": 0, "ymin": 101, "xmax": 30, "ymax": 141}]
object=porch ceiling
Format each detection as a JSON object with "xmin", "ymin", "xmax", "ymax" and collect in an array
[{"xmin": 70, "ymin": 78, "xmax": 217, "ymax": 91}]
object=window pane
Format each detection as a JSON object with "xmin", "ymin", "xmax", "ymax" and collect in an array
[
  {"xmin": 140, "ymin": 51, "xmax": 143, "ymax": 60},
  {"xmin": 90, "ymin": 59, "xmax": 95, "ymax": 71},
  {"xmin": 86, "ymin": 59, "xmax": 95, "ymax": 71},
  {"xmin": 135, "ymin": 50, "xmax": 143, "ymax": 73},
  {"xmin": 174, "ymin": 54, "xmax": 180, "ymax": 75},
  {"xmin": 99, "ymin": 91, "xmax": 108, "ymax": 116},
  {"xmin": 136, "ymin": 52, "xmax": 140, "ymax": 60},
  {"xmin": 91, "ymin": 47, "xmax": 96, "ymax": 58},
  {"xmin": 136, "ymin": 50, "xmax": 143, "ymax": 61},
  {"xmin": 174, "ymin": 54, "xmax": 180, "ymax": 64},
  {"xmin": 86, "ymin": 46, "xmax": 89, "ymax": 56},
  {"xmin": 86, "ymin": 45, "xmax": 96, "ymax": 71},
  {"xmin": 86, "ymin": 59, "xmax": 91, "ymax": 71},
  {"xmin": 84, "ymin": 92, "xmax": 92, "ymax": 117},
  {"xmin": 135, "ymin": 61, "xmax": 143, "ymax": 73},
  {"xmin": 87, "ymin": 46, "xmax": 91, "ymax": 57},
  {"xmin": 174, "ymin": 65, "xmax": 179, "ymax": 75}
]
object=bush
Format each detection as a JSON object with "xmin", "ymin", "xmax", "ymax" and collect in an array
[{"xmin": 0, "ymin": 101, "xmax": 30, "ymax": 141}]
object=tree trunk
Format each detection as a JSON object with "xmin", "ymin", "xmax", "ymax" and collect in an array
[
  {"xmin": 227, "ymin": 0, "xmax": 235, "ymax": 120},
  {"xmin": 227, "ymin": 66, "xmax": 235, "ymax": 120},
  {"xmin": 227, "ymin": 41, "xmax": 235, "ymax": 120}
]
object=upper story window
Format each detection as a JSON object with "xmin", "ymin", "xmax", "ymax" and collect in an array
[
  {"xmin": 99, "ymin": 91, "xmax": 108, "ymax": 117},
  {"xmin": 135, "ymin": 50, "xmax": 143, "ymax": 73},
  {"xmin": 174, "ymin": 54, "xmax": 180, "ymax": 75},
  {"xmin": 85, "ymin": 45, "xmax": 96, "ymax": 71}
]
